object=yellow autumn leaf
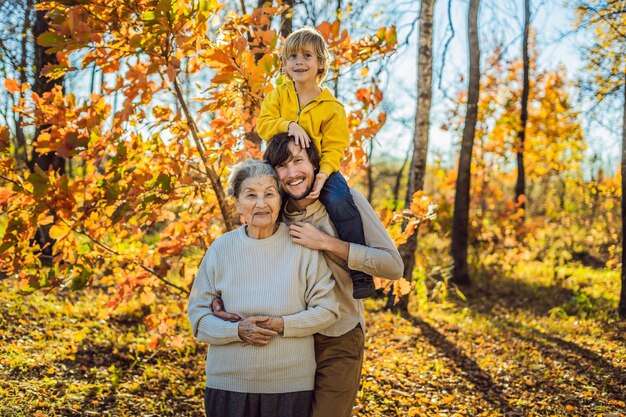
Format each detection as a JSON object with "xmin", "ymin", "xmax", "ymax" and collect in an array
[
  {"xmin": 49, "ymin": 223, "xmax": 72, "ymax": 240},
  {"xmin": 37, "ymin": 213, "xmax": 55, "ymax": 226},
  {"xmin": 140, "ymin": 289, "xmax": 156, "ymax": 306}
]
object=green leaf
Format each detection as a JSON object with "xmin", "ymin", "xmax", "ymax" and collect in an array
[
  {"xmin": 42, "ymin": 64, "xmax": 72, "ymax": 81},
  {"xmin": 58, "ymin": 175, "xmax": 69, "ymax": 194},
  {"xmin": 111, "ymin": 202, "xmax": 131, "ymax": 223},
  {"xmin": 198, "ymin": 0, "xmax": 208, "ymax": 10},
  {"xmin": 28, "ymin": 171, "xmax": 48, "ymax": 198},
  {"xmin": 105, "ymin": 184, "xmax": 119, "ymax": 202},
  {"xmin": 141, "ymin": 11, "xmax": 157, "ymax": 21},
  {"xmin": 0, "ymin": 241, "xmax": 13, "ymax": 254},
  {"xmin": 129, "ymin": 34, "xmax": 143, "ymax": 50},
  {"xmin": 37, "ymin": 32, "xmax": 64, "ymax": 48},
  {"xmin": 70, "ymin": 267, "xmax": 92, "ymax": 291},
  {"xmin": 156, "ymin": 173, "xmax": 172, "ymax": 193}
]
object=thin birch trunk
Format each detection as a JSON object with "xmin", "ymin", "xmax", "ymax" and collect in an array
[{"xmin": 451, "ymin": 0, "xmax": 480, "ymax": 285}]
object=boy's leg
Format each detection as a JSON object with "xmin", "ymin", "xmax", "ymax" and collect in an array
[
  {"xmin": 319, "ymin": 172, "xmax": 366, "ymax": 244},
  {"xmin": 311, "ymin": 325, "xmax": 365, "ymax": 417},
  {"xmin": 319, "ymin": 172, "xmax": 374, "ymax": 298}
]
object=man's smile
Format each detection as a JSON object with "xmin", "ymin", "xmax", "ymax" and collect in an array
[{"xmin": 287, "ymin": 178, "xmax": 305, "ymax": 186}]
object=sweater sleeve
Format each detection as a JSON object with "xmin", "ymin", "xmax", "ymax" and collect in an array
[
  {"xmin": 282, "ymin": 250, "xmax": 339, "ymax": 338},
  {"xmin": 187, "ymin": 250, "xmax": 241, "ymax": 345},
  {"xmin": 319, "ymin": 103, "xmax": 350, "ymax": 176},
  {"xmin": 347, "ymin": 189, "xmax": 404, "ymax": 280},
  {"xmin": 257, "ymin": 89, "xmax": 293, "ymax": 141}
]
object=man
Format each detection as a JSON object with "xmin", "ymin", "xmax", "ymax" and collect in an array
[{"xmin": 213, "ymin": 133, "xmax": 404, "ymax": 417}]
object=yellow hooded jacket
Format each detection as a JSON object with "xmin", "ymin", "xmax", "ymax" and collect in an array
[{"xmin": 257, "ymin": 80, "xmax": 349, "ymax": 177}]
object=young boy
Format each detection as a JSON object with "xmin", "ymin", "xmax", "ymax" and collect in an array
[{"xmin": 257, "ymin": 27, "xmax": 375, "ymax": 299}]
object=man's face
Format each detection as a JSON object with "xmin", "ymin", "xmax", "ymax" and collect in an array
[{"xmin": 274, "ymin": 142, "xmax": 315, "ymax": 200}]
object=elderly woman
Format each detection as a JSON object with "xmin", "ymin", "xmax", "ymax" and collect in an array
[{"xmin": 188, "ymin": 159, "xmax": 339, "ymax": 417}]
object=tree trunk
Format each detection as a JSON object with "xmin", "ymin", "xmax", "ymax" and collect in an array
[
  {"xmin": 618, "ymin": 73, "xmax": 626, "ymax": 319},
  {"xmin": 386, "ymin": 0, "xmax": 435, "ymax": 311},
  {"xmin": 31, "ymin": 8, "xmax": 65, "ymax": 172},
  {"xmin": 451, "ymin": 0, "xmax": 480, "ymax": 286},
  {"xmin": 399, "ymin": 0, "xmax": 435, "ymax": 277},
  {"xmin": 514, "ymin": 0, "xmax": 530, "ymax": 211},
  {"xmin": 15, "ymin": 0, "xmax": 34, "ymax": 165},
  {"xmin": 333, "ymin": 0, "xmax": 342, "ymax": 97},
  {"xmin": 247, "ymin": 0, "xmax": 287, "ymax": 149},
  {"xmin": 29, "ymin": 7, "xmax": 66, "ymax": 262},
  {"xmin": 393, "ymin": 150, "xmax": 410, "ymax": 211},
  {"xmin": 367, "ymin": 138, "xmax": 374, "ymax": 203},
  {"xmin": 280, "ymin": 0, "xmax": 295, "ymax": 39}
]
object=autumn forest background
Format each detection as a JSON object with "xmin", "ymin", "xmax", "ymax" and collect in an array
[{"xmin": 0, "ymin": 0, "xmax": 625, "ymax": 416}]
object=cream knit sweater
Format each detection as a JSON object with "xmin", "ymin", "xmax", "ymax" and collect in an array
[
  {"xmin": 283, "ymin": 188, "xmax": 404, "ymax": 337},
  {"xmin": 188, "ymin": 223, "xmax": 339, "ymax": 393}
]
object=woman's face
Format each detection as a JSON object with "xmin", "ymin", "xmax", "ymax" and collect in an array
[{"xmin": 235, "ymin": 175, "xmax": 281, "ymax": 238}]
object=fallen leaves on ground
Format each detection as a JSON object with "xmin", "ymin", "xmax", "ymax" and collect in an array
[{"xmin": 0, "ymin": 265, "xmax": 625, "ymax": 416}]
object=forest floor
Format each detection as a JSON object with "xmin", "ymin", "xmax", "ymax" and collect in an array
[{"xmin": 1, "ymin": 262, "xmax": 625, "ymax": 417}]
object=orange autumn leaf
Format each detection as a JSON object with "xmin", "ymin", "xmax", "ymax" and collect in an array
[
  {"xmin": 149, "ymin": 334, "xmax": 160, "ymax": 350},
  {"xmin": 392, "ymin": 278, "xmax": 412, "ymax": 301},
  {"xmin": 0, "ymin": 188, "xmax": 14, "ymax": 204},
  {"xmin": 4, "ymin": 78, "xmax": 19, "ymax": 94},
  {"xmin": 0, "ymin": 0, "xmax": 397, "ymax": 338},
  {"xmin": 171, "ymin": 335, "xmax": 185, "ymax": 348},
  {"xmin": 408, "ymin": 191, "xmax": 429, "ymax": 218}
]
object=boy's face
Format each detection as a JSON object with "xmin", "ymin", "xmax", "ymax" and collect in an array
[{"xmin": 284, "ymin": 44, "xmax": 324, "ymax": 86}]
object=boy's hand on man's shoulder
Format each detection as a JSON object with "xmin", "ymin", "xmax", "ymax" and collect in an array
[{"xmin": 307, "ymin": 172, "xmax": 328, "ymax": 199}]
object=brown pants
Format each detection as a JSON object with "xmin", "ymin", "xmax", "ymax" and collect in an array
[{"xmin": 311, "ymin": 325, "xmax": 365, "ymax": 417}]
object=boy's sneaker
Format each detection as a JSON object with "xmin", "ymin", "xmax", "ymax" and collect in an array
[{"xmin": 351, "ymin": 271, "xmax": 375, "ymax": 299}]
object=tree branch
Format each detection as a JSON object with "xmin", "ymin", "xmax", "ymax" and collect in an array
[
  {"xmin": 0, "ymin": 175, "xmax": 189, "ymax": 295},
  {"xmin": 170, "ymin": 75, "xmax": 238, "ymax": 231},
  {"xmin": 74, "ymin": 226, "xmax": 189, "ymax": 295},
  {"xmin": 438, "ymin": 0, "xmax": 455, "ymax": 99}
]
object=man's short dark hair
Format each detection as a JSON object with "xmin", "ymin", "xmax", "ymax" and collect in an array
[{"xmin": 263, "ymin": 133, "xmax": 320, "ymax": 173}]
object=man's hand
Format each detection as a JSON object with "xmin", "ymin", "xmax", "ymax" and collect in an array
[
  {"xmin": 307, "ymin": 172, "xmax": 328, "ymax": 199},
  {"xmin": 288, "ymin": 122, "xmax": 311, "ymax": 148},
  {"xmin": 211, "ymin": 298, "xmax": 241, "ymax": 322},
  {"xmin": 289, "ymin": 221, "xmax": 350, "ymax": 260},
  {"xmin": 238, "ymin": 316, "xmax": 279, "ymax": 346},
  {"xmin": 289, "ymin": 221, "xmax": 331, "ymax": 251}
]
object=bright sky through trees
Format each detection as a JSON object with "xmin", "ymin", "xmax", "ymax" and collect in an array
[{"xmin": 375, "ymin": 0, "xmax": 617, "ymax": 175}]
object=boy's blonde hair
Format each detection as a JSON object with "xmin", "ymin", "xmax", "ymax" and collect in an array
[{"xmin": 281, "ymin": 27, "xmax": 330, "ymax": 83}]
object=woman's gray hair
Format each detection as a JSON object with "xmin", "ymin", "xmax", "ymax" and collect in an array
[{"xmin": 227, "ymin": 158, "xmax": 281, "ymax": 198}]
